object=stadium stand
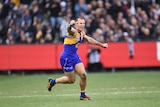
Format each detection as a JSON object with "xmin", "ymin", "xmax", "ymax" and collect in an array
[{"xmin": 0, "ymin": 0, "xmax": 160, "ymax": 45}]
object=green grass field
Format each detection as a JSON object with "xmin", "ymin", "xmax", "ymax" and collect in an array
[{"xmin": 0, "ymin": 71, "xmax": 160, "ymax": 107}]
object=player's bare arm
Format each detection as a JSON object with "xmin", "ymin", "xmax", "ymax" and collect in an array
[
  {"xmin": 83, "ymin": 32, "xmax": 108, "ymax": 48},
  {"xmin": 67, "ymin": 20, "xmax": 76, "ymax": 36}
]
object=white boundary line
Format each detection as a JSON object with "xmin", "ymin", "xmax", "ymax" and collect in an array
[
  {"xmin": 0, "ymin": 95, "xmax": 53, "ymax": 99},
  {"xmin": 57, "ymin": 91, "xmax": 160, "ymax": 96},
  {"xmin": 0, "ymin": 91, "xmax": 160, "ymax": 99}
]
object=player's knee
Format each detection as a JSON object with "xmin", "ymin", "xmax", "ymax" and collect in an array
[
  {"xmin": 69, "ymin": 78, "xmax": 75, "ymax": 84},
  {"xmin": 80, "ymin": 73, "xmax": 87, "ymax": 80}
]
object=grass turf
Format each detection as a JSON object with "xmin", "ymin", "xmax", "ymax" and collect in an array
[{"xmin": 0, "ymin": 71, "xmax": 160, "ymax": 107}]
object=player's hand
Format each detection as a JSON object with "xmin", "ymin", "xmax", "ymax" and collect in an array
[
  {"xmin": 102, "ymin": 43, "xmax": 108, "ymax": 48},
  {"xmin": 70, "ymin": 20, "xmax": 75, "ymax": 26}
]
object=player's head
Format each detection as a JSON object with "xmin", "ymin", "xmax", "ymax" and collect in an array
[{"xmin": 75, "ymin": 17, "xmax": 85, "ymax": 32}]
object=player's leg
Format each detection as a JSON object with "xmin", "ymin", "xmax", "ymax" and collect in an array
[
  {"xmin": 75, "ymin": 62, "xmax": 91, "ymax": 100},
  {"xmin": 75, "ymin": 63, "xmax": 86, "ymax": 91},
  {"xmin": 48, "ymin": 55, "xmax": 76, "ymax": 91},
  {"xmin": 47, "ymin": 71, "xmax": 76, "ymax": 91},
  {"xmin": 56, "ymin": 71, "xmax": 76, "ymax": 84}
]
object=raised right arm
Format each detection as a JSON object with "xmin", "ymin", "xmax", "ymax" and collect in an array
[{"xmin": 67, "ymin": 20, "xmax": 76, "ymax": 36}]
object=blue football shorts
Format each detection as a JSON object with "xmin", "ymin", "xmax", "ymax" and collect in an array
[{"xmin": 60, "ymin": 54, "xmax": 82, "ymax": 72}]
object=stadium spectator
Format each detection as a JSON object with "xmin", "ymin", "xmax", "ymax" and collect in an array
[
  {"xmin": 42, "ymin": 22, "xmax": 55, "ymax": 43},
  {"xmin": 74, "ymin": 0, "xmax": 88, "ymax": 18},
  {"xmin": 85, "ymin": 14, "xmax": 99, "ymax": 36},
  {"xmin": 156, "ymin": 22, "xmax": 160, "ymax": 41},
  {"xmin": 21, "ymin": 7, "xmax": 32, "ymax": 27},
  {"xmin": 87, "ymin": 45, "xmax": 103, "ymax": 72},
  {"xmin": 18, "ymin": 30, "xmax": 27, "ymax": 44},
  {"xmin": 35, "ymin": 23, "xmax": 43, "ymax": 43},
  {"xmin": 92, "ymin": 28, "xmax": 105, "ymax": 42},
  {"xmin": 49, "ymin": 0, "xmax": 62, "ymax": 30},
  {"xmin": 60, "ymin": 16, "xmax": 70, "ymax": 42}
]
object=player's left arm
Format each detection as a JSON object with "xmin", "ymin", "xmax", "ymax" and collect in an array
[{"xmin": 83, "ymin": 32, "xmax": 108, "ymax": 48}]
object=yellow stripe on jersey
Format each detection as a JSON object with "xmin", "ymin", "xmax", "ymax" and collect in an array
[
  {"xmin": 64, "ymin": 37, "xmax": 77, "ymax": 44},
  {"xmin": 64, "ymin": 31, "xmax": 82, "ymax": 44}
]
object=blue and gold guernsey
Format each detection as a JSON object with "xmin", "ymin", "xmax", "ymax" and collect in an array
[
  {"xmin": 63, "ymin": 31, "xmax": 83, "ymax": 55},
  {"xmin": 60, "ymin": 30, "xmax": 84, "ymax": 72}
]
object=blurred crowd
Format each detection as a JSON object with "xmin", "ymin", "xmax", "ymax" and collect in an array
[{"xmin": 0, "ymin": 0, "xmax": 160, "ymax": 44}]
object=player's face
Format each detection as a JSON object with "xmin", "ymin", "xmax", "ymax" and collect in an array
[{"xmin": 76, "ymin": 19, "xmax": 85, "ymax": 31}]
